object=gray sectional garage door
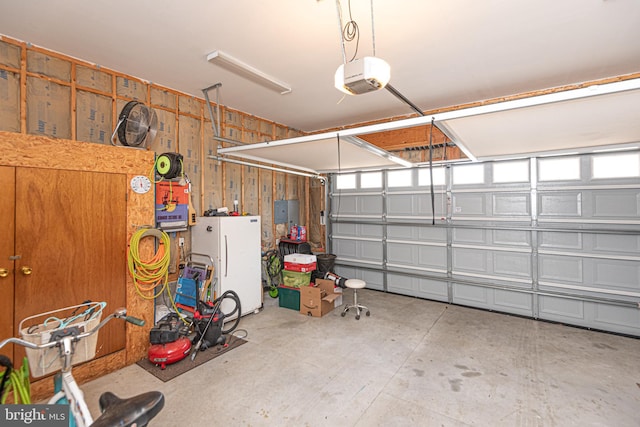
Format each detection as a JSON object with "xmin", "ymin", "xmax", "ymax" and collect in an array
[{"xmin": 329, "ymin": 152, "xmax": 640, "ymax": 337}]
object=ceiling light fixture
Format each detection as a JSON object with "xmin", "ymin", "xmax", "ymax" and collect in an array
[
  {"xmin": 207, "ymin": 50, "xmax": 292, "ymax": 95},
  {"xmin": 334, "ymin": 0, "xmax": 390, "ymax": 95}
]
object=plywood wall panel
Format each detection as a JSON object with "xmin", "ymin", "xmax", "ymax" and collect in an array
[{"xmin": 0, "ymin": 131, "xmax": 153, "ymax": 174}]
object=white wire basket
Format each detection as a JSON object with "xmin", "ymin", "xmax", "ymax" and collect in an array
[{"xmin": 19, "ymin": 302, "xmax": 105, "ymax": 378}]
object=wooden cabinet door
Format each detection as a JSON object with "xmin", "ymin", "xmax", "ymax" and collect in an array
[
  {"xmin": 0, "ymin": 166, "xmax": 15, "ymax": 360},
  {"xmin": 13, "ymin": 168, "xmax": 127, "ymax": 360}
]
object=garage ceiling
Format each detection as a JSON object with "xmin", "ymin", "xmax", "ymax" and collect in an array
[{"xmin": 1, "ymin": 1, "xmax": 639, "ymax": 162}]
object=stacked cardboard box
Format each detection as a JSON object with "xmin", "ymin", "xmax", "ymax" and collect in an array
[{"xmin": 282, "ymin": 254, "xmax": 317, "ymax": 288}]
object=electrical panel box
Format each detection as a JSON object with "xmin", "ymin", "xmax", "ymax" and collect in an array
[{"xmin": 274, "ymin": 199, "xmax": 299, "ymax": 226}]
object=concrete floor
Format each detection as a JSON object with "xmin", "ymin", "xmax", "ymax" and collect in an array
[{"xmin": 83, "ymin": 289, "xmax": 640, "ymax": 426}]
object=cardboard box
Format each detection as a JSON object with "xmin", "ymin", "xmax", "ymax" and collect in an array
[
  {"xmin": 284, "ymin": 261, "xmax": 317, "ymax": 272},
  {"xmin": 299, "ymin": 279, "xmax": 342, "ymax": 317},
  {"xmin": 317, "ymin": 278, "xmax": 343, "ymax": 308},
  {"xmin": 284, "ymin": 253, "xmax": 316, "ymax": 264},
  {"xmin": 282, "ymin": 270, "xmax": 311, "ymax": 288}
]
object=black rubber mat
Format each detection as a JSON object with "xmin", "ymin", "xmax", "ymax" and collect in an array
[{"xmin": 136, "ymin": 336, "xmax": 247, "ymax": 382}]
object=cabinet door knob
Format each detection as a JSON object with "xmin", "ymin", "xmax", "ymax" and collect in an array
[
  {"xmin": 21, "ymin": 266, "xmax": 32, "ymax": 275},
  {"xmin": 0, "ymin": 268, "xmax": 8, "ymax": 278}
]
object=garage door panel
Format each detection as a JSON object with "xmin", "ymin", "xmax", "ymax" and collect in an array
[
  {"xmin": 539, "ymin": 295, "xmax": 585, "ymax": 320},
  {"xmin": 453, "ymin": 283, "xmax": 489, "ymax": 306},
  {"xmin": 387, "ymin": 194, "xmax": 412, "ymax": 216},
  {"xmin": 453, "ymin": 248, "xmax": 531, "ymax": 279},
  {"xmin": 388, "ymin": 225, "xmax": 447, "ymax": 242},
  {"xmin": 591, "ymin": 190, "xmax": 640, "ymax": 218},
  {"xmin": 333, "ymin": 224, "xmax": 382, "ymax": 239},
  {"xmin": 493, "ymin": 289, "xmax": 533, "ymax": 316},
  {"xmin": 452, "ymin": 284, "xmax": 532, "ymax": 316},
  {"xmin": 593, "ymin": 304, "xmax": 640, "ymax": 330},
  {"xmin": 452, "ymin": 227, "xmax": 485, "ymax": 244},
  {"xmin": 330, "ymin": 155, "xmax": 640, "ymax": 337},
  {"xmin": 417, "ymin": 193, "xmax": 448, "ymax": 218},
  {"xmin": 494, "ymin": 229, "xmax": 531, "ymax": 246},
  {"xmin": 359, "ymin": 195, "xmax": 383, "ymax": 215},
  {"xmin": 539, "ymin": 192, "xmax": 582, "ymax": 217},
  {"xmin": 539, "ymin": 296, "xmax": 640, "ymax": 336},
  {"xmin": 360, "ymin": 241, "xmax": 382, "ymax": 262},
  {"xmin": 387, "ymin": 274, "xmax": 448, "ymax": 301},
  {"xmin": 337, "ymin": 194, "xmax": 358, "ymax": 214},
  {"xmin": 593, "ymin": 233, "xmax": 640, "ymax": 254},
  {"xmin": 539, "ymin": 255, "xmax": 583, "ymax": 283},
  {"xmin": 360, "ymin": 224, "xmax": 383, "ymax": 238},
  {"xmin": 493, "ymin": 252, "xmax": 531, "ymax": 278},
  {"xmin": 593, "ymin": 260, "xmax": 640, "ymax": 291},
  {"xmin": 453, "ymin": 247, "xmax": 486, "ymax": 273},
  {"xmin": 333, "ymin": 222, "xmax": 358, "ymax": 236},
  {"xmin": 334, "ymin": 239, "xmax": 357, "ymax": 258},
  {"xmin": 539, "ymin": 231, "xmax": 582, "ymax": 250},
  {"xmin": 452, "ymin": 193, "xmax": 486, "ymax": 216},
  {"xmin": 387, "ymin": 242, "xmax": 446, "ymax": 271},
  {"xmin": 453, "ymin": 228, "xmax": 531, "ymax": 247},
  {"xmin": 335, "ymin": 266, "xmax": 384, "ymax": 291},
  {"xmin": 493, "ymin": 193, "xmax": 530, "ymax": 216}
]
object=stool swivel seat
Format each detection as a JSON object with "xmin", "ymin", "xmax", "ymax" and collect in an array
[{"xmin": 341, "ymin": 279, "xmax": 370, "ymax": 320}]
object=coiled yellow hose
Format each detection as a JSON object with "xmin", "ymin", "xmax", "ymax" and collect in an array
[{"xmin": 127, "ymin": 228, "xmax": 171, "ymax": 299}]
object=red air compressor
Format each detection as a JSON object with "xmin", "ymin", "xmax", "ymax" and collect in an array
[
  {"xmin": 147, "ymin": 313, "xmax": 191, "ymax": 370},
  {"xmin": 148, "ymin": 337, "xmax": 192, "ymax": 370}
]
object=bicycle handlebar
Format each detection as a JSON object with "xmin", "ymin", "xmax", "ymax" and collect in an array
[{"xmin": 0, "ymin": 308, "xmax": 145, "ymax": 351}]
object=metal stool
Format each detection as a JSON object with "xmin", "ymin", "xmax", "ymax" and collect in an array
[{"xmin": 341, "ymin": 279, "xmax": 370, "ymax": 320}]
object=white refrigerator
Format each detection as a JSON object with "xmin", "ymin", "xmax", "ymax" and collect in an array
[{"xmin": 191, "ymin": 216, "xmax": 262, "ymax": 318}]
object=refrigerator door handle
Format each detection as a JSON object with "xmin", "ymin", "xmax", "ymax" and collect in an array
[{"xmin": 224, "ymin": 234, "xmax": 228, "ymax": 277}]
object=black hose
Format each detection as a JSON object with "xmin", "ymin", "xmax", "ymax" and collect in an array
[{"xmin": 218, "ymin": 290, "xmax": 241, "ymax": 334}]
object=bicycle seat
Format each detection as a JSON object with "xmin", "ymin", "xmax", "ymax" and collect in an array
[{"xmin": 92, "ymin": 391, "xmax": 165, "ymax": 427}]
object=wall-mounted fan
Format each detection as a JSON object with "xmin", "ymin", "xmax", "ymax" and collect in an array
[{"xmin": 110, "ymin": 101, "xmax": 158, "ymax": 148}]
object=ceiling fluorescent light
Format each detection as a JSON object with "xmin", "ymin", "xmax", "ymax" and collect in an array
[{"xmin": 207, "ymin": 50, "xmax": 292, "ymax": 95}]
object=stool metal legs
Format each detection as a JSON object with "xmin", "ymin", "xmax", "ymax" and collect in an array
[{"xmin": 341, "ymin": 288, "xmax": 371, "ymax": 320}]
